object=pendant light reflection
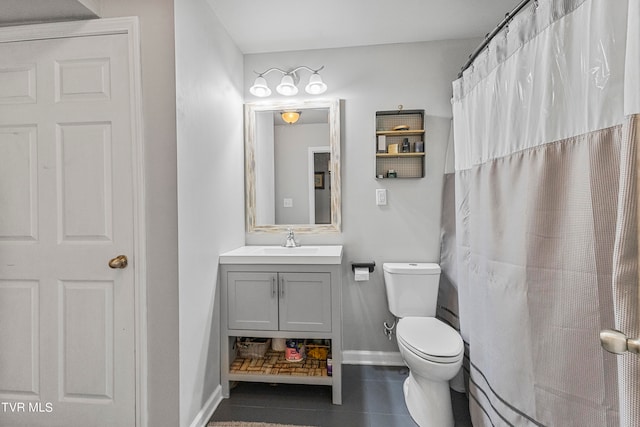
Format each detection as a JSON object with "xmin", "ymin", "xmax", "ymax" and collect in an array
[
  {"xmin": 281, "ymin": 111, "xmax": 301, "ymax": 125},
  {"xmin": 249, "ymin": 66, "xmax": 327, "ymax": 98}
]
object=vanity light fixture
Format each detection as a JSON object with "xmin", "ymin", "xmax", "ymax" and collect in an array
[
  {"xmin": 277, "ymin": 75, "xmax": 298, "ymax": 96},
  {"xmin": 249, "ymin": 66, "xmax": 328, "ymax": 97},
  {"xmin": 281, "ymin": 111, "xmax": 301, "ymax": 124},
  {"xmin": 305, "ymin": 72, "xmax": 328, "ymax": 95},
  {"xmin": 249, "ymin": 76, "xmax": 271, "ymax": 97}
]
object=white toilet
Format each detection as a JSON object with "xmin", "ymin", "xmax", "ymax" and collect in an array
[{"xmin": 383, "ymin": 262, "xmax": 463, "ymax": 427}]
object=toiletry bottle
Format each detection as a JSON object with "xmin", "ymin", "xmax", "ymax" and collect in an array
[{"xmin": 402, "ymin": 138, "xmax": 410, "ymax": 153}]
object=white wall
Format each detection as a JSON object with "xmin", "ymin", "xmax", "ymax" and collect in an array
[
  {"xmin": 175, "ymin": 0, "xmax": 245, "ymax": 426},
  {"xmin": 101, "ymin": 1, "xmax": 180, "ymax": 426},
  {"xmin": 244, "ymin": 39, "xmax": 479, "ymax": 356}
]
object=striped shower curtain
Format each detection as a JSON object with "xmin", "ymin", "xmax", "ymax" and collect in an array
[{"xmin": 439, "ymin": 1, "xmax": 640, "ymax": 426}]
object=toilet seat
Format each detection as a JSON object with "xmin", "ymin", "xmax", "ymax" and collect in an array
[{"xmin": 397, "ymin": 317, "xmax": 463, "ymax": 364}]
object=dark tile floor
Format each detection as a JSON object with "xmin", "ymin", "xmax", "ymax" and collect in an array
[{"xmin": 210, "ymin": 365, "xmax": 473, "ymax": 427}]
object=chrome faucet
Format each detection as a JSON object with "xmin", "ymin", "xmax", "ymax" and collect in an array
[{"xmin": 283, "ymin": 228, "xmax": 300, "ymax": 248}]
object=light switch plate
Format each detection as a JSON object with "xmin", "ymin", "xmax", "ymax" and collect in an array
[
  {"xmin": 376, "ymin": 189, "xmax": 387, "ymax": 206},
  {"xmin": 283, "ymin": 198, "xmax": 293, "ymax": 207}
]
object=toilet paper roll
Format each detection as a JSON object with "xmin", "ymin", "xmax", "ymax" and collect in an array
[
  {"xmin": 272, "ymin": 338, "xmax": 286, "ymax": 352},
  {"xmin": 354, "ymin": 267, "xmax": 370, "ymax": 281}
]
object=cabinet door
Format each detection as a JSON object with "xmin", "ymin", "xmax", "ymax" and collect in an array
[
  {"xmin": 278, "ymin": 272, "xmax": 331, "ymax": 332},
  {"xmin": 227, "ymin": 272, "xmax": 278, "ymax": 330}
]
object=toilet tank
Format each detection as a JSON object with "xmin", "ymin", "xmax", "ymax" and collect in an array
[{"xmin": 383, "ymin": 263, "xmax": 441, "ymax": 317}]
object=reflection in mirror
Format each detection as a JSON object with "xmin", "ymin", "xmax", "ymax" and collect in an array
[
  {"xmin": 311, "ymin": 150, "xmax": 331, "ymax": 224},
  {"xmin": 245, "ymin": 99, "xmax": 341, "ymax": 233}
]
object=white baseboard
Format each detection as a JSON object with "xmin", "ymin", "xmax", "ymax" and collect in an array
[
  {"xmin": 341, "ymin": 350, "xmax": 405, "ymax": 366},
  {"xmin": 189, "ymin": 385, "xmax": 223, "ymax": 427}
]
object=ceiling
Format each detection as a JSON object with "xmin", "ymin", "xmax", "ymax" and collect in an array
[
  {"xmin": 0, "ymin": 0, "xmax": 521, "ymax": 54},
  {"xmin": 206, "ymin": 0, "xmax": 521, "ymax": 54},
  {"xmin": 0, "ymin": 0, "xmax": 98, "ymax": 27}
]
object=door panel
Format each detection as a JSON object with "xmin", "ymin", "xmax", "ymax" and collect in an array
[
  {"xmin": 279, "ymin": 272, "xmax": 331, "ymax": 332},
  {"xmin": 0, "ymin": 280, "xmax": 39, "ymax": 396},
  {"xmin": 0, "ymin": 64, "xmax": 36, "ymax": 104},
  {"xmin": 0, "ymin": 125, "xmax": 38, "ymax": 240},
  {"xmin": 55, "ymin": 58, "xmax": 111, "ymax": 102},
  {"xmin": 227, "ymin": 272, "xmax": 279, "ymax": 331},
  {"xmin": 57, "ymin": 122, "xmax": 113, "ymax": 241},
  {"xmin": 59, "ymin": 280, "xmax": 113, "ymax": 401}
]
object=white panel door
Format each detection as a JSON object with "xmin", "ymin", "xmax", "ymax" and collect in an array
[{"xmin": 0, "ymin": 31, "xmax": 137, "ymax": 426}]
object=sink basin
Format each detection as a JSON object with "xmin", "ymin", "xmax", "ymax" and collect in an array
[
  {"xmin": 262, "ymin": 247, "xmax": 319, "ymax": 255},
  {"xmin": 219, "ymin": 245, "xmax": 343, "ymax": 265}
]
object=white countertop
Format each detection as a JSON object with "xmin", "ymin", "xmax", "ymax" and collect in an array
[{"xmin": 219, "ymin": 245, "xmax": 343, "ymax": 265}]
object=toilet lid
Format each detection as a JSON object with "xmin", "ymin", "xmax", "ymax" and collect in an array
[{"xmin": 397, "ymin": 317, "xmax": 463, "ymax": 363}]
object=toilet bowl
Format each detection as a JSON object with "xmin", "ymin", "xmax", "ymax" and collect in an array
[
  {"xmin": 382, "ymin": 263, "xmax": 464, "ymax": 427},
  {"xmin": 397, "ymin": 317, "xmax": 463, "ymax": 427}
]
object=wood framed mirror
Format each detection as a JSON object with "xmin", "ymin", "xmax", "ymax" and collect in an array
[{"xmin": 245, "ymin": 98, "xmax": 341, "ymax": 233}]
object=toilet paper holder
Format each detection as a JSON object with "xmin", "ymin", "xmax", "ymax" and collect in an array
[{"xmin": 351, "ymin": 262, "xmax": 375, "ymax": 273}]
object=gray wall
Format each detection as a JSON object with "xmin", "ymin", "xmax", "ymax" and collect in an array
[
  {"xmin": 101, "ymin": 1, "xmax": 180, "ymax": 426},
  {"xmin": 175, "ymin": 0, "xmax": 245, "ymax": 426},
  {"xmin": 244, "ymin": 39, "xmax": 480, "ymax": 356}
]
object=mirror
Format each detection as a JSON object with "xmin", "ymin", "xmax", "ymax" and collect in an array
[{"xmin": 245, "ymin": 99, "xmax": 341, "ymax": 233}]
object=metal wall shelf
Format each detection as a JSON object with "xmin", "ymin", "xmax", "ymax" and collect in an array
[{"xmin": 375, "ymin": 109, "xmax": 425, "ymax": 178}]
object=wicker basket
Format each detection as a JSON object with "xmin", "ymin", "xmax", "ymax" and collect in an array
[
  {"xmin": 305, "ymin": 340, "xmax": 330, "ymax": 360},
  {"xmin": 236, "ymin": 338, "xmax": 271, "ymax": 359}
]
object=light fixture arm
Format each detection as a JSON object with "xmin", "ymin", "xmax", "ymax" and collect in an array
[
  {"xmin": 254, "ymin": 67, "xmax": 287, "ymax": 77},
  {"xmin": 289, "ymin": 65, "xmax": 325, "ymax": 75},
  {"xmin": 253, "ymin": 65, "xmax": 325, "ymax": 78}
]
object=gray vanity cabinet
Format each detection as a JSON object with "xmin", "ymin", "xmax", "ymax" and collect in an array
[
  {"xmin": 227, "ymin": 271, "xmax": 332, "ymax": 332},
  {"xmin": 219, "ymin": 262, "xmax": 342, "ymax": 405}
]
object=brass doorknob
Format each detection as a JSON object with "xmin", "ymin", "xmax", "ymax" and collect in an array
[{"xmin": 108, "ymin": 255, "xmax": 128, "ymax": 269}]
